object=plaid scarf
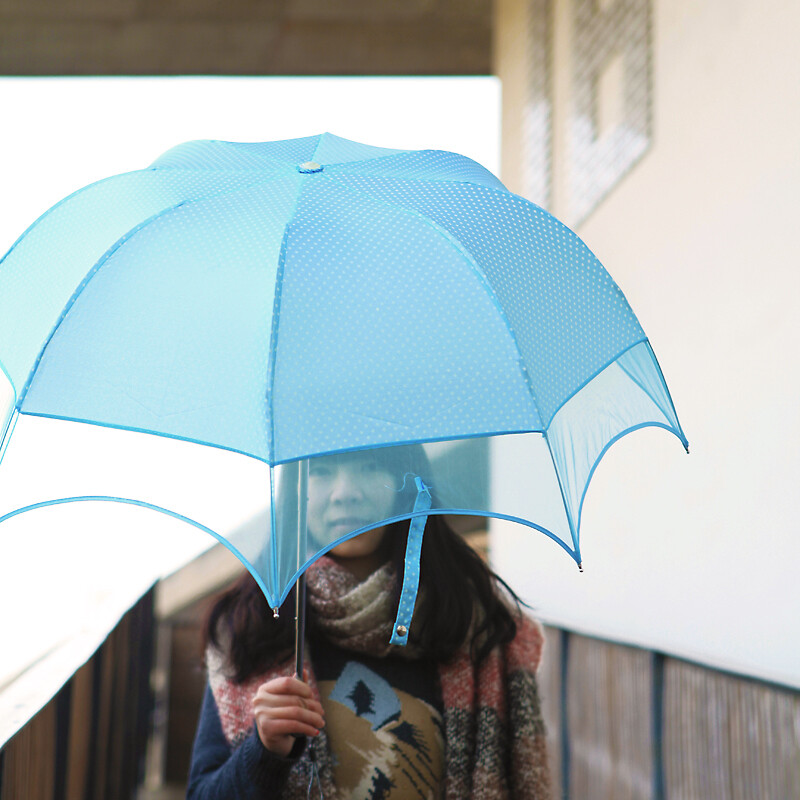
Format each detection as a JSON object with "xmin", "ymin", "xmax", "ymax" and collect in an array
[{"xmin": 207, "ymin": 557, "xmax": 550, "ymax": 799}]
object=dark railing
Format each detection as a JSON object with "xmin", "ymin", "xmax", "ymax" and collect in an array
[
  {"xmin": 0, "ymin": 591, "xmax": 155, "ymax": 800},
  {"xmin": 3, "ymin": 592, "xmax": 799, "ymax": 799}
]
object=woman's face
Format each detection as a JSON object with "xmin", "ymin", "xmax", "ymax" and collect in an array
[{"xmin": 307, "ymin": 454, "xmax": 399, "ymax": 547}]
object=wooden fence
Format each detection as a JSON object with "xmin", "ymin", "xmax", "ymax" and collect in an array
[
  {"xmin": 538, "ymin": 626, "xmax": 800, "ymax": 800},
  {"xmin": 2, "ymin": 592, "xmax": 798, "ymax": 799},
  {"xmin": 0, "ymin": 591, "xmax": 155, "ymax": 800}
]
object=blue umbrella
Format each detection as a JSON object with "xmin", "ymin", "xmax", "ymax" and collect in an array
[{"xmin": 0, "ymin": 133, "xmax": 687, "ymax": 650}]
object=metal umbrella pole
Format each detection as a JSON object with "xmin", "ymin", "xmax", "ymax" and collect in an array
[{"xmin": 294, "ymin": 459, "xmax": 308, "ymax": 677}]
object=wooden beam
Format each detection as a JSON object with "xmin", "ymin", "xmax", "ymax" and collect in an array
[{"xmin": 0, "ymin": 5, "xmax": 491, "ymax": 75}]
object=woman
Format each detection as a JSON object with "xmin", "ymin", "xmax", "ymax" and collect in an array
[{"xmin": 187, "ymin": 446, "xmax": 551, "ymax": 799}]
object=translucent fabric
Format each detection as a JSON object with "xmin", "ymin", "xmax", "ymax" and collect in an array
[
  {"xmin": 259, "ymin": 339, "xmax": 684, "ymax": 608},
  {"xmin": 0, "ymin": 133, "xmax": 688, "ymax": 611}
]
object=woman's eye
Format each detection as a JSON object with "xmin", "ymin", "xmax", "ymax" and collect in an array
[{"xmin": 309, "ymin": 465, "xmax": 332, "ymax": 478}]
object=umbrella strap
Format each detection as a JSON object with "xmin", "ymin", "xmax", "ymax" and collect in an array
[{"xmin": 390, "ymin": 476, "xmax": 431, "ymax": 646}]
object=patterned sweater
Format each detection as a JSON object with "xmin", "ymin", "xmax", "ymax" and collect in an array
[{"xmin": 187, "ymin": 614, "xmax": 550, "ymax": 799}]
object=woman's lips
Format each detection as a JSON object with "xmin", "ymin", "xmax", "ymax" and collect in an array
[{"xmin": 328, "ymin": 517, "xmax": 368, "ymax": 530}]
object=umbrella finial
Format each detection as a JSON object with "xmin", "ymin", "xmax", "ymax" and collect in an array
[
  {"xmin": 273, "ymin": 607, "xmax": 280, "ymax": 619},
  {"xmin": 298, "ymin": 161, "xmax": 323, "ymax": 174}
]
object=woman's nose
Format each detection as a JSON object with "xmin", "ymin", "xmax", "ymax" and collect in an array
[{"xmin": 328, "ymin": 468, "xmax": 363, "ymax": 503}]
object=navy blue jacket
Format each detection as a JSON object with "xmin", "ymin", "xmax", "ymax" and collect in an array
[{"xmin": 186, "ymin": 684, "xmax": 306, "ymax": 799}]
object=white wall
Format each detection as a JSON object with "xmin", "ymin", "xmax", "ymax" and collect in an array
[{"xmin": 492, "ymin": 0, "xmax": 800, "ymax": 688}]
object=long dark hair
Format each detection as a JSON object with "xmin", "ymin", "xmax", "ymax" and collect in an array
[{"xmin": 204, "ymin": 513, "xmax": 523, "ymax": 683}]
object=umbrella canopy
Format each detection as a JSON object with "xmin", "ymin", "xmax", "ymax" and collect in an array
[{"xmin": 0, "ymin": 132, "xmax": 687, "ymax": 613}]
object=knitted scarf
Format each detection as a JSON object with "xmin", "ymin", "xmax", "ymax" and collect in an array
[{"xmin": 207, "ymin": 557, "xmax": 550, "ymax": 799}]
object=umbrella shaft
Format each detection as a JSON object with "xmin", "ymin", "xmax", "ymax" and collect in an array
[
  {"xmin": 294, "ymin": 459, "xmax": 309, "ymax": 677},
  {"xmin": 294, "ymin": 572, "xmax": 306, "ymax": 676}
]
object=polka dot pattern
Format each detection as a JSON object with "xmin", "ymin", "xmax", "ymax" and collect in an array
[
  {"xmin": 331, "ymin": 148, "xmax": 508, "ymax": 191},
  {"xmin": 5, "ymin": 132, "xmax": 648, "ymax": 464},
  {"xmin": 327, "ymin": 168, "xmax": 646, "ymax": 425},
  {"xmin": 270, "ymin": 174, "xmax": 541, "ymax": 462},
  {"xmin": 22, "ymin": 176, "xmax": 302, "ymax": 459},
  {"xmin": 0, "ymin": 133, "xmax": 688, "ymax": 609},
  {"xmin": 0, "ymin": 168, "xmax": 277, "ymax": 398},
  {"xmin": 150, "ymin": 135, "xmax": 321, "ymax": 171}
]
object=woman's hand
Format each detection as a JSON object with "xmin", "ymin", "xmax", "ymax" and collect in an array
[{"xmin": 252, "ymin": 670, "xmax": 325, "ymax": 757}]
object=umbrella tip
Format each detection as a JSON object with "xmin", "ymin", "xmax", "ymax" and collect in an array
[
  {"xmin": 577, "ymin": 562, "xmax": 584, "ymax": 573},
  {"xmin": 273, "ymin": 607, "xmax": 280, "ymax": 619}
]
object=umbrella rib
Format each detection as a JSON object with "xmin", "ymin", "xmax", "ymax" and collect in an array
[
  {"xmin": 262, "ymin": 185, "xmax": 309, "ymax": 598},
  {"xmin": 16, "ymin": 200, "xmax": 189, "ymax": 407},
  {"xmin": 327, "ymin": 150, "xmax": 469, "ymax": 177},
  {"xmin": 320, "ymin": 173, "xmax": 545, "ymax": 430},
  {"xmin": 0, "ymin": 495, "xmax": 276, "ymax": 607},
  {"xmin": 542, "ymin": 429, "xmax": 581, "ymax": 561},
  {"xmin": 0, "ymin": 359, "xmax": 15, "ymax": 406},
  {"xmin": 154, "ymin": 154, "xmax": 297, "ymax": 174},
  {"xmin": 268, "ymin": 427, "xmax": 543, "ymax": 466},
  {"xmin": 151, "ymin": 133, "xmax": 322, "ymax": 171},
  {"xmin": 327, "ymin": 150, "xmax": 505, "ymax": 191},
  {"xmin": 325, "ymin": 172, "xmax": 658, "ymax": 429},
  {"xmin": 634, "ymin": 341, "xmax": 689, "ymax": 450},
  {"xmin": 0, "ymin": 165, "xmax": 282, "ymax": 271},
  {"xmin": 544, "ymin": 339, "xmax": 648, "ymax": 427},
  {"xmin": 0, "ymin": 169, "xmax": 148, "ymax": 270},
  {"xmin": 323, "ymin": 172, "xmax": 634, "ymax": 312},
  {"xmin": 263, "ymin": 182, "xmax": 308, "ymax": 467},
  {"xmin": 155, "ymin": 135, "xmax": 411, "ymax": 174},
  {"xmin": 326, "ymin": 170, "xmax": 510, "ymax": 199},
  {"xmin": 0, "ymin": 408, "xmax": 19, "ymax": 471},
  {"xmin": 16, "ymin": 409, "xmax": 270, "ymax": 465},
  {"xmin": 275, "ymin": 507, "xmax": 581, "ymax": 606},
  {"xmin": 311, "ymin": 132, "xmax": 410, "ymax": 164},
  {"xmin": 574, "ymin": 420, "xmax": 689, "ymax": 539}
]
